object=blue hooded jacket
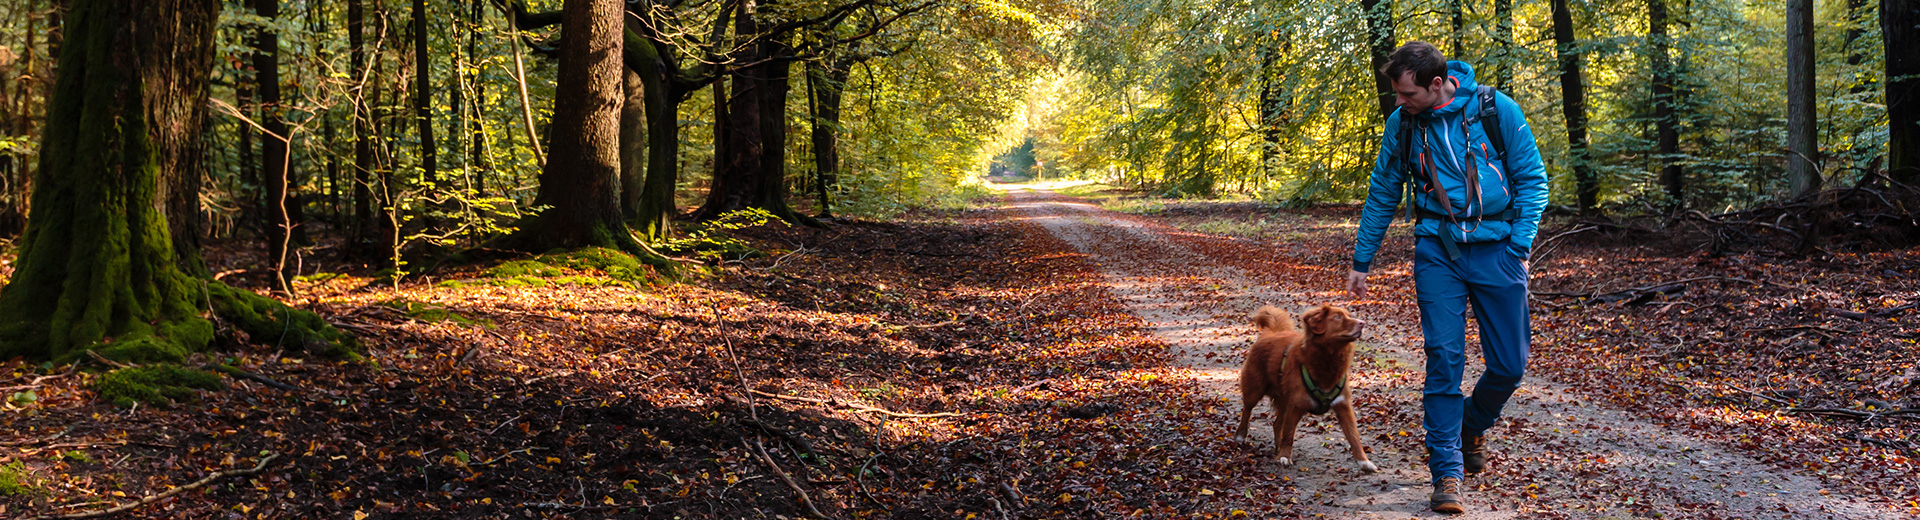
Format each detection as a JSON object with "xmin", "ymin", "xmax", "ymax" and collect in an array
[{"xmin": 1351, "ymin": 61, "xmax": 1549, "ymax": 273}]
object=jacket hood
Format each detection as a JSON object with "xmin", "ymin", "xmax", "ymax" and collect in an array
[{"xmin": 1425, "ymin": 61, "xmax": 1479, "ymax": 116}]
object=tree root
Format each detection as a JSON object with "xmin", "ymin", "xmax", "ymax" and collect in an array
[{"xmin": 24, "ymin": 453, "xmax": 280, "ymax": 520}]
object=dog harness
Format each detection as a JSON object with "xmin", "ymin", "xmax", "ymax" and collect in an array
[{"xmin": 1300, "ymin": 365, "xmax": 1346, "ymax": 415}]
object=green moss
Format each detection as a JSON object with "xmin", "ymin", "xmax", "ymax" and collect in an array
[
  {"xmin": 541, "ymin": 247, "xmax": 663, "ymax": 285},
  {"xmin": 93, "ymin": 365, "xmax": 224, "ymax": 408},
  {"xmin": 207, "ymin": 284, "xmax": 361, "ymax": 360},
  {"xmin": 59, "ymin": 450, "xmax": 92, "ymax": 464},
  {"xmin": 485, "ymin": 260, "xmax": 562, "ymax": 278},
  {"xmin": 379, "ymin": 299, "xmax": 492, "ymax": 328},
  {"xmin": 458, "ymin": 248, "xmax": 662, "ymax": 289},
  {"xmin": 0, "ymin": 461, "xmax": 36, "ymax": 496}
]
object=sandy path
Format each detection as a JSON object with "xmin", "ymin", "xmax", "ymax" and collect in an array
[{"xmin": 1005, "ymin": 186, "xmax": 1901, "ymax": 519}]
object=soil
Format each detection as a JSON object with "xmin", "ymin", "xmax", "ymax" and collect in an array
[{"xmin": 0, "ymin": 183, "xmax": 1913, "ymax": 519}]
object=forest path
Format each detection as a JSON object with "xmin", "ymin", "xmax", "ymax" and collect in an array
[{"xmin": 1002, "ymin": 184, "xmax": 1900, "ymax": 519}]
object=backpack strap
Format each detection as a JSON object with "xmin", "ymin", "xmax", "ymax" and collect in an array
[
  {"xmin": 1396, "ymin": 109, "xmax": 1417, "ymax": 224},
  {"xmin": 1474, "ymin": 85, "xmax": 1508, "ymax": 167}
]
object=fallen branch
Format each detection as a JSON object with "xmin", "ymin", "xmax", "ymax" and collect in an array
[
  {"xmin": 901, "ymin": 314, "xmax": 973, "ymax": 329},
  {"xmin": 1785, "ymin": 408, "xmax": 1920, "ymax": 421},
  {"xmin": 85, "ymin": 350, "xmax": 132, "ymax": 370},
  {"xmin": 25, "ymin": 453, "xmax": 280, "ymax": 520},
  {"xmin": 741, "ymin": 418, "xmax": 819, "ymax": 462},
  {"xmin": 750, "ymin": 437, "xmax": 829, "ymax": 519},
  {"xmin": 749, "ymin": 390, "xmax": 967, "ymax": 419},
  {"xmin": 521, "ymin": 370, "xmax": 574, "ymax": 386},
  {"xmin": 0, "ymin": 426, "xmax": 76, "ymax": 447},
  {"xmin": 207, "ymin": 364, "xmax": 300, "ymax": 392}
]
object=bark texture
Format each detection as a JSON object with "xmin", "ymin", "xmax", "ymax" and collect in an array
[
  {"xmin": 1885, "ymin": 0, "xmax": 1919, "ymax": 183},
  {"xmin": 1650, "ymin": 0, "xmax": 1683, "ymax": 208},
  {"xmin": 1786, "ymin": 0, "xmax": 1820, "ymax": 197},
  {"xmin": 0, "ymin": 0, "xmax": 353, "ymax": 361},
  {"xmin": 1361, "ymin": 0, "xmax": 1396, "ymax": 120},
  {"xmin": 499, "ymin": 0, "xmax": 671, "ymax": 273},
  {"xmin": 1553, "ymin": 0, "xmax": 1598, "ymax": 211}
]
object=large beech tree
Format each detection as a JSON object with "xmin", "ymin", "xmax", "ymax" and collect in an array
[
  {"xmin": 495, "ymin": 0, "xmax": 672, "ymax": 272},
  {"xmin": 0, "ymin": 0, "xmax": 352, "ymax": 361}
]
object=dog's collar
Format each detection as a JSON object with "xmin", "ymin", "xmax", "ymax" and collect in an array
[{"xmin": 1300, "ymin": 365, "xmax": 1346, "ymax": 414}]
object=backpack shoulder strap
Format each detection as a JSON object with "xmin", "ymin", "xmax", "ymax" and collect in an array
[
  {"xmin": 1395, "ymin": 110, "xmax": 1418, "ymax": 224},
  {"xmin": 1476, "ymin": 85, "xmax": 1507, "ymax": 163}
]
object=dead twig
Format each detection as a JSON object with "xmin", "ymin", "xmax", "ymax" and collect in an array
[
  {"xmin": 207, "ymin": 364, "xmax": 300, "ymax": 392},
  {"xmin": 84, "ymin": 350, "xmax": 132, "ymax": 370},
  {"xmin": 749, "ymin": 390, "xmax": 967, "ymax": 419},
  {"xmin": 749, "ymin": 436, "xmax": 829, "ymax": 519},
  {"xmin": 24, "ymin": 453, "xmax": 280, "ymax": 520},
  {"xmin": 0, "ymin": 426, "xmax": 76, "ymax": 447}
]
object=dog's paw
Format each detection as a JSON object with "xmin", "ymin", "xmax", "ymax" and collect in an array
[
  {"xmin": 1275, "ymin": 456, "xmax": 1292, "ymax": 467},
  {"xmin": 1356, "ymin": 460, "xmax": 1378, "ymax": 474}
]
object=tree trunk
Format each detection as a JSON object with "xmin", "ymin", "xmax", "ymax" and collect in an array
[
  {"xmin": 412, "ymin": 0, "xmax": 436, "ymax": 184},
  {"xmin": 691, "ymin": 3, "xmax": 817, "ymax": 226},
  {"xmin": 1650, "ymin": 0, "xmax": 1683, "ymax": 209},
  {"xmin": 469, "ymin": 0, "xmax": 487, "ymax": 194},
  {"xmin": 1884, "ymin": 0, "xmax": 1919, "ymax": 183},
  {"xmin": 1787, "ymin": 0, "xmax": 1820, "ymax": 197},
  {"xmin": 0, "ymin": 0, "xmax": 352, "ymax": 362},
  {"xmin": 349, "ymin": 0, "xmax": 375, "ymax": 245},
  {"xmin": 1448, "ymin": 0, "xmax": 1464, "ymax": 57},
  {"xmin": 1552, "ymin": 0, "xmax": 1598, "ymax": 212},
  {"xmin": 619, "ymin": 66, "xmax": 647, "ymax": 221},
  {"xmin": 626, "ymin": 32, "xmax": 683, "ymax": 242},
  {"xmin": 254, "ymin": 0, "xmax": 297, "ymax": 293},
  {"xmin": 1494, "ymin": 0, "xmax": 1513, "ymax": 89},
  {"xmin": 808, "ymin": 58, "xmax": 851, "ymax": 218},
  {"xmin": 497, "ymin": 0, "xmax": 669, "ymax": 272},
  {"xmin": 1361, "ymin": 0, "xmax": 1396, "ymax": 120}
]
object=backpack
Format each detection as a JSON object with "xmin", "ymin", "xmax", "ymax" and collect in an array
[{"xmin": 1395, "ymin": 85, "xmax": 1518, "ymax": 260}]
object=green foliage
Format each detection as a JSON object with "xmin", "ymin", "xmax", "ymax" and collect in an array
[
  {"xmin": 93, "ymin": 365, "xmax": 226, "ymax": 408},
  {"xmin": 658, "ymin": 209, "xmax": 782, "ymax": 262},
  {"xmin": 59, "ymin": 450, "xmax": 92, "ymax": 464},
  {"xmin": 378, "ymin": 299, "xmax": 492, "ymax": 328},
  {"xmin": 0, "ymin": 461, "xmax": 37, "ymax": 496}
]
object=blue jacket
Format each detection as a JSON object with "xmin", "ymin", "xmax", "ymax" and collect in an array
[{"xmin": 1351, "ymin": 61, "xmax": 1549, "ymax": 273}]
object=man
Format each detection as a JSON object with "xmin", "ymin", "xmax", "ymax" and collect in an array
[{"xmin": 1345, "ymin": 41, "xmax": 1549, "ymax": 515}]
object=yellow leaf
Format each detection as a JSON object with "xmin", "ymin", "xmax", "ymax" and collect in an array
[
  {"xmin": 603, "ymin": 496, "xmax": 616, "ymax": 505},
  {"xmin": 353, "ymin": 511, "xmax": 369, "ymax": 520},
  {"xmin": 1199, "ymin": 488, "xmax": 1215, "ymax": 496},
  {"xmin": 546, "ymin": 457, "xmax": 563, "ymax": 464}
]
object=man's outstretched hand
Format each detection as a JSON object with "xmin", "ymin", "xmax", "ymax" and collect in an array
[{"xmin": 1346, "ymin": 270, "xmax": 1369, "ymax": 299}]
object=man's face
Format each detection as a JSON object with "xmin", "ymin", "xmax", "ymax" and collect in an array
[{"xmin": 1391, "ymin": 72, "xmax": 1448, "ymax": 115}]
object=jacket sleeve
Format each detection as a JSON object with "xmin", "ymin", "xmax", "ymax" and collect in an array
[
  {"xmin": 1497, "ymin": 92, "xmax": 1549, "ymax": 258},
  {"xmin": 1352, "ymin": 110, "xmax": 1407, "ymax": 273}
]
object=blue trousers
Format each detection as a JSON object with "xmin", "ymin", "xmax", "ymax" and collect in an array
[{"xmin": 1413, "ymin": 236, "xmax": 1531, "ymax": 485}]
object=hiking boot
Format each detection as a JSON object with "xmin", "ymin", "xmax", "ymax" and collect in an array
[
  {"xmin": 1430, "ymin": 477, "xmax": 1465, "ymax": 514},
  {"xmin": 1463, "ymin": 434, "xmax": 1489, "ymax": 475}
]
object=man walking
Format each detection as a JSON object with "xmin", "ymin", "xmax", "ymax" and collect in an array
[{"xmin": 1345, "ymin": 41, "xmax": 1549, "ymax": 515}]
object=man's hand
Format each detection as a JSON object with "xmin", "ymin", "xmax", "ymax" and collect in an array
[{"xmin": 1346, "ymin": 270, "xmax": 1369, "ymax": 299}]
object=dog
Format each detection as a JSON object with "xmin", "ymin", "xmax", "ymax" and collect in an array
[{"xmin": 1234, "ymin": 305, "xmax": 1377, "ymax": 473}]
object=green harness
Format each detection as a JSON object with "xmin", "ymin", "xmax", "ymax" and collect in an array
[{"xmin": 1299, "ymin": 365, "xmax": 1346, "ymax": 415}]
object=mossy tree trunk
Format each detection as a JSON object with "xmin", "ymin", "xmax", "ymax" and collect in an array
[{"xmin": 0, "ymin": 0, "xmax": 354, "ymax": 362}]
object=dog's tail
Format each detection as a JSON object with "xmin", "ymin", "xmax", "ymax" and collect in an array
[{"xmin": 1251, "ymin": 306, "xmax": 1295, "ymax": 333}]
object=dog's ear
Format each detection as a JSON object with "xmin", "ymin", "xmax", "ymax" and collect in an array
[{"xmin": 1302, "ymin": 306, "xmax": 1330, "ymax": 336}]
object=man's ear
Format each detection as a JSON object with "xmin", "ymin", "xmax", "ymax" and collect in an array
[{"xmin": 1303, "ymin": 306, "xmax": 1329, "ymax": 336}]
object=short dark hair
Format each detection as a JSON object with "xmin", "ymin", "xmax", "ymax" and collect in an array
[{"xmin": 1381, "ymin": 41, "xmax": 1448, "ymax": 88}]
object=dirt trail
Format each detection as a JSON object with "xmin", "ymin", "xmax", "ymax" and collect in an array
[{"xmin": 1005, "ymin": 185, "xmax": 1901, "ymax": 519}]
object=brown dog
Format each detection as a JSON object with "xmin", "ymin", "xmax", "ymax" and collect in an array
[{"xmin": 1234, "ymin": 305, "xmax": 1377, "ymax": 473}]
